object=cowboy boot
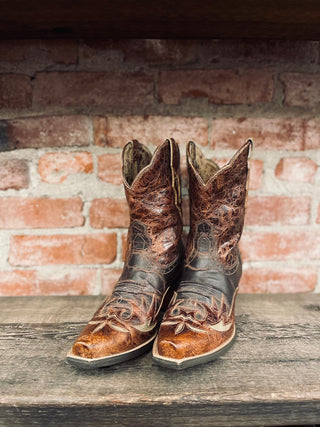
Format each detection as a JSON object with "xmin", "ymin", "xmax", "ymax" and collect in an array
[
  {"xmin": 153, "ymin": 139, "xmax": 252, "ymax": 369},
  {"xmin": 67, "ymin": 139, "xmax": 183, "ymax": 368}
]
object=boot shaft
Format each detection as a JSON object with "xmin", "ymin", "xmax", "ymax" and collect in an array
[
  {"xmin": 122, "ymin": 139, "xmax": 183, "ymax": 266},
  {"xmin": 186, "ymin": 140, "xmax": 252, "ymax": 270}
]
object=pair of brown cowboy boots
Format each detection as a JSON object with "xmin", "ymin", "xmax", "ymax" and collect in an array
[{"xmin": 67, "ymin": 138, "xmax": 252, "ymax": 370}]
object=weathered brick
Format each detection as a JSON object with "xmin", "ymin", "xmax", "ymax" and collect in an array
[
  {"xmin": 122, "ymin": 233, "xmax": 128, "ymax": 261},
  {"xmin": 95, "ymin": 115, "xmax": 208, "ymax": 148},
  {"xmin": 38, "ymin": 152, "xmax": 93, "ymax": 184},
  {"xmin": 212, "ymin": 118, "xmax": 304, "ymax": 150},
  {"xmin": 0, "ymin": 159, "xmax": 29, "ymax": 190},
  {"xmin": 79, "ymin": 40, "xmax": 122, "ymax": 68},
  {"xmin": 0, "ymin": 39, "xmax": 78, "ymax": 65},
  {"xmin": 9, "ymin": 233, "xmax": 117, "ymax": 266},
  {"xmin": 90, "ymin": 198, "xmax": 129, "ymax": 229},
  {"xmin": 0, "ymin": 269, "xmax": 97, "ymax": 296},
  {"xmin": 0, "ymin": 197, "xmax": 84, "ymax": 229},
  {"xmin": 101, "ymin": 268, "xmax": 122, "ymax": 295},
  {"xmin": 304, "ymin": 119, "xmax": 320, "ymax": 149},
  {"xmin": 0, "ymin": 270, "xmax": 35, "ymax": 296},
  {"xmin": 203, "ymin": 40, "xmax": 318, "ymax": 66},
  {"xmin": 275, "ymin": 157, "xmax": 317, "ymax": 183},
  {"xmin": 6, "ymin": 115, "xmax": 90, "ymax": 149},
  {"xmin": 281, "ymin": 72, "xmax": 320, "ymax": 107},
  {"xmin": 121, "ymin": 39, "xmax": 197, "ymax": 64},
  {"xmin": 240, "ymin": 230, "xmax": 320, "ymax": 261},
  {"xmin": 240, "ymin": 267, "xmax": 317, "ymax": 293},
  {"xmin": 248, "ymin": 159, "xmax": 264, "ymax": 190},
  {"xmin": 93, "ymin": 117, "xmax": 108, "ymax": 147},
  {"xmin": 159, "ymin": 69, "xmax": 274, "ymax": 105},
  {"xmin": 36, "ymin": 269, "xmax": 97, "ymax": 295},
  {"xmin": 81, "ymin": 39, "xmax": 197, "ymax": 67},
  {"xmin": 97, "ymin": 153, "xmax": 122, "ymax": 185},
  {"xmin": 245, "ymin": 196, "xmax": 311, "ymax": 226},
  {"xmin": 0, "ymin": 74, "xmax": 31, "ymax": 109},
  {"xmin": 42, "ymin": 40, "xmax": 78, "ymax": 64},
  {"xmin": 317, "ymin": 203, "xmax": 320, "ymax": 224},
  {"xmin": 34, "ymin": 72, "xmax": 154, "ymax": 107}
]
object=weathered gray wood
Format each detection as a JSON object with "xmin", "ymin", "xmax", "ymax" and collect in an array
[
  {"xmin": 0, "ymin": 295, "xmax": 104, "ymax": 323},
  {"xmin": 0, "ymin": 294, "xmax": 319, "ymax": 426}
]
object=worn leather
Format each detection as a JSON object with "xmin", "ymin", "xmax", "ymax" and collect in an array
[
  {"xmin": 70, "ymin": 139, "xmax": 183, "ymax": 361},
  {"xmin": 154, "ymin": 140, "xmax": 252, "ymax": 364}
]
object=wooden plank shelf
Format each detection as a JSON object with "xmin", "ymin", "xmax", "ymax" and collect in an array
[
  {"xmin": 2, "ymin": 1, "xmax": 320, "ymax": 39},
  {"xmin": 0, "ymin": 293, "xmax": 319, "ymax": 426}
]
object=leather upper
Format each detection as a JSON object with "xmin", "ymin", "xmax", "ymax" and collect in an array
[
  {"xmin": 71, "ymin": 139, "xmax": 184, "ymax": 360},
  {"xmin": 155, "ymin": 140, "xmax": 252, "ymax": 363}
]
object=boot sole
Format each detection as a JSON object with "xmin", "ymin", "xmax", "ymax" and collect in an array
[
  {"xmin": 152, "ymin": 328, "xmax": 236, "ymax": 370},
  {"xmin": 66, "ymin": 332, "xmax": 156, "ymax": 369}
]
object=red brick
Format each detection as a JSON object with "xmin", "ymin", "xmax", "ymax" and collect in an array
[
  {"xmin": 0, "ymin": 159, "xmax": 29, "ymax": 190},
  {"xmin": 121, "ymin": 39, "xmax": 197, "ymax": 64},
  {"xmin": 240, "ymin": 267, "xmax": 317, "ymax": 293},
  {"xmin": 101, "ymin": 268, "xmax": 122, "ymax": 295},
  {"xmin": 212, "ymin": 118, "xmax": 304, "ymax": 150},
  {"xmin": 122, "ymin": 233, "xmax": 128, "ymax": 261},
  {"xmin": 97, "ymin": 153, "xmax": 122, "ymax": 185},
  {"xmin": 0, "ymin": 39, "xmax": 78, "ymax": 64},
  {"xmin": 90, "ymin": 198, "xmax": 129, "ymax": 229},
  {"xmin": 93, "ymin": 117, "xmax": 109, "ymax": 147},
  {"xmin": 81, "ymin": 40, "xmax": 197, "ymax": 67},
  {"xmin": 240, "ymin": 230, "xmax": 320, "ymax": 261},
  {"xmin": 159, "ymin": 69, "xmax": 274, "ymax": 105},
  {"xmin": 34, "ymin": 72, "xmax": 154, "ymax": 107},
  {"xmin": 0, "ymin": 270, "xmax": 36, "ymax": 296},
  {"xmin": 0, "ymin": 74, "xmax": 31, "ymax": 109},
  {"xmin": 9, "ymin": 233, "xmax": 117, "ymax": 266},
  {"xmin": 42, "ymin": 40, "xmax": 78, "ymax": 64},
  {"xmin": 0, "ymin": 197, "xmax": 84, "ymax": 229},
  {"xmin": 245, "ymin": 196, "xmax": 311, "ymax": 226},
  {"xmin": 6, "ymin": 115, "xmax": 90, "ymax": 149},
  {"xmin": 275, "ymin": 157, "xmax": 317, "ymax": 183},
  {"xmin": 203, "ymin": 40, "xmax": 318, "ymax": 66},
  {"xmin": 215, "ymin": 158, "xmax": 263, "ymax": 191},
  {"xmin": 248, "ymin": 159, "xmax": 264, "ymax": 190},
  {"xmin": 38, "ymin": 152, "xmax": 93, "ymax": 184},
  {"xmin": 281, "ymin": 72, "xmax": 320, "ymax": 107},
  {"xmin": 304, "ymin": 119, "xmax": 320, "ymax": 149},
  {"xmin": 96, "ymin": 115, "xmax": 208, "ymax": 148},
  {"xmin": 79, "ymin": 40, "xmax": 122, "ymax": 68},
  {"xmin": 0, "ymin": 269, "xmax": 97, "ymax": 296}
]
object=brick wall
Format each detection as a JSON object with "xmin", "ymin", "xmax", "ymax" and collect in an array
[{"xmin": 0, "ymin": 39, "xmax": 319, "ymax": 296}]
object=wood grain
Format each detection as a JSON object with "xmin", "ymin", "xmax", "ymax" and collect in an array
[
  {"xmin": 1, "ymin": 0, "xmax": 320, "ymax": 39},
  {"xmin": 0, "ymin": 294, "xmax": 319, "ymax": 426}
]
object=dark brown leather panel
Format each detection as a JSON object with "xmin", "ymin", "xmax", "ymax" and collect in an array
[
  {"xmin": 154, "ymin": 140, "xmax": 252, "ymax": 367},
  {"xmin": 124, "ymin": 139, "xmax": 183, "ymax": 266},
  {"xmin": 70, "ymin": 139, "xmax": 183, "ymax": 363},
  {"xmin": 186, "ymin": 140, "xmax": 252, "ymax": 271}
]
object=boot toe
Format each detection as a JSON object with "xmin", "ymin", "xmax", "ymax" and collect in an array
[
  {"xmin": 156, "ymin": 327, "xmax": 211, "ymax": 360},
  {"xmin": 153, "ymin": 322, "xmax": 235, "ymax": 369},
  {"xmin": 70, "ymin": 327, "xmax": 134, "ymax": 360}
]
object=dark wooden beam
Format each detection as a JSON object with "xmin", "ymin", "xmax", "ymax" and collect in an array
[{"xmin": 1, "ymin": 0, "xmax": 320, "ymax": 39}]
